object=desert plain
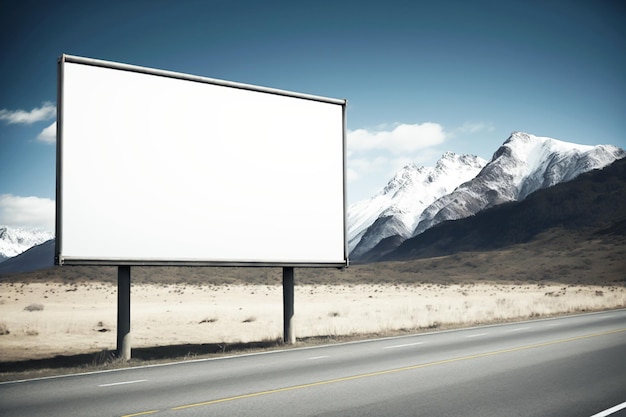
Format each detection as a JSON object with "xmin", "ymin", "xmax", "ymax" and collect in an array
[
  {"xmin": 1, "ymin": 231, "xmax": 625, "ymax": 371},
  {"xmin": 1, "ymin": 279, "xmax": 624, "ymax": 363}
]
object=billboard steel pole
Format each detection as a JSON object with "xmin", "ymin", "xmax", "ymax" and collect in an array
[
  {"xmin": 283, "ymin": 267, "xmax": 295, "ymax": 344},
  {"xmin": 117, "ymin": 266, "xmax": 131, "ymax": 360}
]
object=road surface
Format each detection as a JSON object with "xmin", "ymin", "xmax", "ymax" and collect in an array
[{"xmin": 1, "ymin": 310, "xmax": 625, "ymax": 417}]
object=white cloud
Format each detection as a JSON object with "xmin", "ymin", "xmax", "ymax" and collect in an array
[
  {"xmin": 349, "ymin": 155, "xmax": 390, "ymax": 171},
  {"xmin": 0, "ymin": 102, "xmax": 56, "ymax": 125},
  {"xmin": 347, "ymin": 156, "xmax": 390, "ymax": 182},
  {"xmin": 347, "ymin": 168, "xmax": 360, "ymax": 182},
  {"xmin": 346, "ymin": 122, "xmax": 449, "ymax": 202},
  {"xmin": 345, "ymin": 120, "xmax": 498, "ymax": 203},
  {"xmin": 454, "ymin": 121, "xmax": 495, "ymax": 135},
  {"xmin": 0, "ymin": 194, "xmax": 55, "ymax": 232},
  {"xmin": 37, "ymin": 122, "xmax": 56, "ymax": 144},
  {"xmin": 348, "ymin": 122, "xmax": 446, "ymax": 154}
]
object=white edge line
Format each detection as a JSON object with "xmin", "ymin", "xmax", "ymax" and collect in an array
[
  {"xmin": 465, "ymin": 333, "xmax": 488, "ymax": 338},
  {"xmin": 307, "ymin": 356, "xmax": 329, "ymax": 360},
  {"xmin": 505, "ymin": 327, "xmax": 531, "ymax": 332},
  {"xmin": 98, "ymin": 379, "xmax": 147, "ymax": 387},
  {"xmin": 2, "ymin": 308, "xmax": 624, "ymax": 385},
  {"xmin": 383, "ymin": 342, "xmax": 424, "ymax": 349},
  {"xmin": 590, "ymin": 400, "xmax": 626, "ymax": 417}
]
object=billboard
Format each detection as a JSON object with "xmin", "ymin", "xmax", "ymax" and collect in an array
[{"xmin": 56, "ymin": 55, "xmax": 347, "ymax": 267}]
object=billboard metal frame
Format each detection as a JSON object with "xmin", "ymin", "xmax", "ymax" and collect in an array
[{"xmin": 56, "ymin": 54, "xmax": 348, "ymax": 268}]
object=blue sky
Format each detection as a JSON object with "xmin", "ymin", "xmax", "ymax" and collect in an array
[{"xmin": 1, "ymin": 0, "xmax": 624, "ymax": 233}]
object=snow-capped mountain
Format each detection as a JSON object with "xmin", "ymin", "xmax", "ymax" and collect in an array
[
  {"xmin": 348, "ymin": 152, "xmax": 487, "ymax": 258},
  {"xmin": 349, "ymin": 132, "xmax": 625, "ymax": 261},
  {"xmin": 0, "ymin": 239, "xmax": 55, "ymax": 274},
  {"xmin": 412, "ymin": 132, "xmax": 625, "ymax": 236},
  {"xmin": 0, "ymin": 226, "xmax": 54, "ymax": 262}
]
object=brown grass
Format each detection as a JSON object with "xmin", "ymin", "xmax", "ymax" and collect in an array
[
  {"xmin": 0, "ymin": 228, "xmax": 623, "ymax": 380},
  {"xmin": 0, "ymin": 281, "xmax": 623, "ymax": 366}
]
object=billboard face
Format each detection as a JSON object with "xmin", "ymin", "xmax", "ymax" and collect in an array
[{"xmin": 56, "ymin": 55, "xmax": 347, "ymax": 267}]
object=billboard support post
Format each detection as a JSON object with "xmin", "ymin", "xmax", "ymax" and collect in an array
[
  {"xmin": 283, "ymin": 267, "xmax": 295, "ymax": 344},
  {"xmin": 117, "ymin": 266, "xmax": 131, "ymax": 360}
]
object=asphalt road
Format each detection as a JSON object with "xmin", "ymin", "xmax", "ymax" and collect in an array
[{"xmin": 1, "ymin": 310, "xmax": 625, "ymax": 417}]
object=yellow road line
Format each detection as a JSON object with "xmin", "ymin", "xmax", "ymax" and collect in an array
[
  {"xmin": 121, "ymin": 411, "xmax": 160, "ymax": 417},
  {"xmin": 129, "ymin": 327, "xmax": 626, "ymax": 414}
]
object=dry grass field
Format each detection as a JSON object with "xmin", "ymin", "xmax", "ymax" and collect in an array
[
  {"xmin": 0, "ymin": 281, "xmax": 624, "ymax": 364},
  {"xmin": 0, "ymin": 228, "xmax": 624, "ymax": 376}
]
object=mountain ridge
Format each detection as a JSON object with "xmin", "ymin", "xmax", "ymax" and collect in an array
[
  {"xmin": 382, "ymin": 155, "xmax": 626, "ymax": 262},
  {"xmin": 348, "ymin": 152, "xmax": 486, "ymax": 258},
  {"xmin": 0, "ymin": 226, "xmax": 54, "ymax": 262},
  {"xmin": 349, "ymin": 132, "xmax": 625, "ymax": 261}
]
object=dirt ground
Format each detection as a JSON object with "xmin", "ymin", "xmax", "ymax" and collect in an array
[{"xmin": 1, "ymin": 281, "xmax": 624, "ymax": 363}]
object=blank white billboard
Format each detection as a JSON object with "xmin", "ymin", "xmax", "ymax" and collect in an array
[{"xmin": 56, "ymin": 55, "xmax": 347, "ymax": 267}]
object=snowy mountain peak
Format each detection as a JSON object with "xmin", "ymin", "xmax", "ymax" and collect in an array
[
  {"xmin": 0, "ymin": 226, "xmax": 54, "ymax": 261},
  {"xmin": 435, "ymin": 152, "xmax": 485, "ymax": 174},
  {"xmin": 502, "ymin": 132, "xmax": 592, "ymax": 167},
  {"xmin": 382, "ymin": 163, "xmax": 423, "ymax": 196},
  {"xmin": 440, "ymin": 150, "xmax": 457, "ymax": 160},
  {"xmin": 349, "ymin": 132, "xmax": 625, "ymax": 261},
  {"xmin": 348, "ymin": 152, "xmax": 487, "ymax": 258},
  {"xmin": 412, "ymin": 133, "xmax": 625, "ymax": 237},
  {"xmin": 491, "ymin": 132, "xmax": 623, "ymax": 200},
  {"xmin": 504, "ymin": 131, "xmax": 594, "ymax": 155}
]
